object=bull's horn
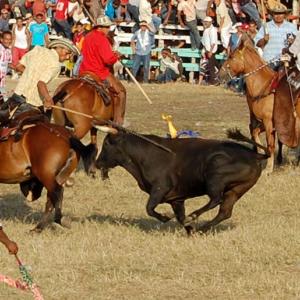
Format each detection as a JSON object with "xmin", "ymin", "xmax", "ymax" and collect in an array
[{"xmin": 94, "ymin": 125, "xmax": 118, "ymax": 134}]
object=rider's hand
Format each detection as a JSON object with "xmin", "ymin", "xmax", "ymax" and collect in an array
[
  {"xmin": 44, "ymin": 97, "xmax": 54, "ymax": 110},
  {"xmin": 6, "ymin": 240, "xmax": 18, "ymax": 255},
  {"xmin": 264, "ymin": 34, "xmax": 269, "ymax": 42}
]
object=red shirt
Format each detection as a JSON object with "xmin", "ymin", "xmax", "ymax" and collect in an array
[
  {"xmin": 79, "ymin": 30, "xmax": 118, "ymax": 81},
  {"xmin": 55, "ymin": 0, "xmax": 69, "ymax": 20}
]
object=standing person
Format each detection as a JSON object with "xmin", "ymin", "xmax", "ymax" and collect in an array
[
  {"xmin": 240, "ymin": 0, "xmax": 261, "ymax": 29},
  {"xmin": 130, "ymin": 20, "xmax": 153, "ymax": 83},
  {"xmin": 0, "ymin": 38, "xmax": 79, "ymax": 119},
  {"xmin": 0, "ymin": 225, "xmax": 18, "ymax": 255},
  {"xmin": 53, "ymin": 0, "xmax": 72, "ymax": 39},
  {"xmin": 79, "ymin": 16, "xmax": 126, "ymax": 125},
  {"xmin": 11, "ymin": 17, "xmax": 30, "ymax": 79},
  {"xmin": 0, "ymin": 31, "xmax": 12, "ymax": 98},
  {"xmin": 0, "ymin": 8, "xmax": 9, "ymax": 34},
  {"xmin": 127, "ymin": 0, "xmax": 140, "ymax": 32},
  {"xmin": 32, "ymin": 0, "xmax": 47, "ymax": 18},
  {"xmin": 195, "ymin": 0, "xmax": 209, "ymax": 23},
  {"xmin": 199, "ymin": 16, "xmax": 218, "ymax": 85},
  {"xmin": 29, "ymin": 13, "xmax": 49, "ymax": 47},
  {"xmin": 254, "ymin": 3, "xmax": 297, "ymax": 70},
  {"xmin": 214, "ymin": 0, "xmax": 232, "ymax": 52},
  {"xmin": 177, "ymin": 0, "xmax": 201, "ymax": 50}
]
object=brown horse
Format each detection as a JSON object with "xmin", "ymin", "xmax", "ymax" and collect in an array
[
  {"xmin": 0, "ymin": 112, "xmax": 97, "ymax": 231},
  {"xmin": 52, "ymin": 78, "xmax": 115, "ymax": 145},
  {"xmin": 219, "ymin": 35, "xmax": 282, "ymax": 172}
]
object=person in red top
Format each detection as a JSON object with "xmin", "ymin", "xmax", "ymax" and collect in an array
[
  {"xmin": 79, "ymin": 16, "xmax": 126, "ymax": 125},
  {"xmin": 53, "ymin": 0, "xmax": 72, "ymax": 39}
]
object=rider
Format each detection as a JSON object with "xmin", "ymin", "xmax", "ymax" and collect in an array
[
  {"xmin": 0, "ymin": 38, "xmax": 80, "ymax": 123},
  {"xmin": 0, "ymin": 224, "xmax": 18, "ymax": 255},
  {"xmin": 79, "ymin": 16, "xmax": 126, "ymax": 125}
]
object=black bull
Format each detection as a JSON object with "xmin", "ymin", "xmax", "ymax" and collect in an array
[{"xmin": 96, "ymin": 130, "xmax": 269, "ymax": 235}]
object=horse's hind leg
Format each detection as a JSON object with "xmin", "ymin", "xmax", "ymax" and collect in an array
[{"xmin": 56, "ymin": 149, "xmax": 78, "ymax": 186}]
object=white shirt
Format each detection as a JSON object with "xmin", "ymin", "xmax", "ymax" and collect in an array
[
  {"xmin": 202, "ymin": 24, "xmax": 218, "ymax": 53},
  {"xmin": 139, "ymin": 0, "xmax": 152, "ymax": 23}
]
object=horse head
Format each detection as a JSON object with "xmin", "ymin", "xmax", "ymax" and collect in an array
[{"xmin": 219, "ymin": 33, "xmax": 254, "ymax": 84}]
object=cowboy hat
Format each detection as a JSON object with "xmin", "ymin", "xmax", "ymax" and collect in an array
[
  {"xmin": 269, "ymin": 3, "xmax": 291, "ymax": 14},
  {"xmin": 95, "ymin": 16, "xmax": 114, "ymax": 27},
  {"xmin": 48, "ymin": 38, "xmax": 80, "ymax": 55},
  {"xmin": 203, "ymin": 16, "xmax": 213, "ymax": 22}
]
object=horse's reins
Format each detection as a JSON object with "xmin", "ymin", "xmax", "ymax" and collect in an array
[{"xmin": 51, "ymin": 105, "xmax": 174, "ymax": 154}]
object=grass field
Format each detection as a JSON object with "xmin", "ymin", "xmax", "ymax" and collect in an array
[{"xmin": 0, "ymin": 81, "xmax": 300, "ymax": 300}]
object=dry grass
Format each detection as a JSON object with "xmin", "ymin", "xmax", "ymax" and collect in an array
[{"xmin": 0, "ymin": 81, "xmax": 300, "ymax": 299}]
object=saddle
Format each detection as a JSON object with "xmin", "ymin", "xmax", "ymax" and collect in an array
[
  {"xmin": 0, "ymin": 100, "xmax": 48, "ymax": 142},
  {"xmin": 80, "ymin": 74, "xmax": 111, "ymax": 106}
]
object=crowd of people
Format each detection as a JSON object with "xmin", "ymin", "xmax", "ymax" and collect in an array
[{"xmin": 0, "ymin": 0, "xmax": 297, "ymax": 91}]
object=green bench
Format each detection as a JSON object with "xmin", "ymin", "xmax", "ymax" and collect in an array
[{"xmin": 118, "ymin": 46, "xmax": 226, "ymax": 79}]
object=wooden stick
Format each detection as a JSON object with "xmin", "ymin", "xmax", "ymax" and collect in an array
[
  {"xmin": 124, "ymin": 67, "xmax": 153, "ymax": 104},
  {"xmin": 260, "ymin": 0, "xmax": 268, "ymax": 34},
  {"xmin": 52, "ymin": 105, "xmax": 94, "ymax": 119}
]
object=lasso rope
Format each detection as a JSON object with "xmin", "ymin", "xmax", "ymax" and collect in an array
[{"xmin": 0, "ymin": 255, "xmax": 44, "ymax": 300}]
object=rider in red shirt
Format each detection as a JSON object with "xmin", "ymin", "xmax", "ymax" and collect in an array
[{"xmin": 79, "ymin": 16, "xmax": 126, "ymax": 125}]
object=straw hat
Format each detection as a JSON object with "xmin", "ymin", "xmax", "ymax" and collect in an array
[
  {"xmin": 95, "ymin": 16, "xmax": 114, "ymax": 27},
  {"xmin": 269, "ymin": 3, "xmax": 291, "ymax": 14},
  {"xmin": 203, "ymin": 16, "xmax": 213, "ymax": 22},
  {"xmin": 48, "ymin": 37, "xmax": 80, "ymax": 55}
]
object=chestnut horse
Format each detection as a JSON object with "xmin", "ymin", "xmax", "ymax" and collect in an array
[
  {"xmin": 0, "ymin": 112, "xmax": 96, "ymax": 231},
  {"xmin": 52, "ymin": 78, "xmax": 114, "ymax": 145},
  {"xmin": 219, "ymin": 35, "xmax": 282, "ymax": 172}
]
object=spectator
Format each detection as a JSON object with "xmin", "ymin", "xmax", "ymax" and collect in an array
[
  {"xmin": 177, "ymin": 0, "xmax": 201, "ymax": 50},
  {"xmin": 199, "ymin": 16, "xmax": 218, "ymax": 85},
  {"xmin": 11, "ymin": 17, "xmax": 30, "ymax": 79},
  {"xmin": 157, "ymin": 47, "xmax": 181, "ymax": 83},
  {"xmin": 32, "ymin": 0, "xmax": 47, "ymax": 18},
  {"xmin": 0, "ymin": 31, "xmax": 12, "ymax": 97},
  {"xmin": 25, "ymin": 12, "xmax": 35, "ymax": 29},
  {"xmin": 84, "ymin": 0, "xmax": 104, "ymax": 22},
  {"xmin": 0, "ymin": 225, "xmax": 18, "ymax": 255},
  {"xmin": 195, "ymin": 0, "xmax": 209, "ymax": 23},
  {"xmin": 127, "ymin": 0, "xmax": 140, "ymax": 32},
  {"xmin": 53, "ymin": 0, "xmax": 72, "ymax": 39},
  {"xmin": 130, "ymin": 20, "xmax": 153, "ymax": 83},
  {"xmin": 68, "ymin": 0, "xmax": 85, "ymax": 24},
  {"xmin": 161, "ymin": 0, "xmax": 177, "ymax": 26},
  {"xmin": 254, "ymin": 3, "xmax": 297, "ymax": 70},
  {"xmin": 0, "ymin": 8, "xmax": 9, "ymax": 34},
  {"xmin": 46, "ymin": 0, "xmax": 58, "ymax": 19},
  {"xmin": 240, "ymin": 0, "xmax": 261, "ymax": 29},
  {"xmin": 30, "ymin": 13, "xmax": 49, "ymax": 47},
  {"xmin": 115, "ymin": 0, "xmax": 131, "ymax": 23},
  {"xmin": 139, "ymin": 0, "xmax": 161, "ymax": 36},
  {"xmin": 247, "ymin": 19, "xmax": 257, "ymax": 40},
  {"xmin": 214, "ymin": 0, "xmax": 232, "ymax": 51},
  {"xmin": 72, "ymin": 20, "xmax": 86, "ymax": 76}
]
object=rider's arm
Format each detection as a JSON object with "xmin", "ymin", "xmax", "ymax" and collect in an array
[
  {"xmin": 0, "ymin": 225, "xmax": 18, "ymax": 255},
  {"xmin": 37, "ymin": 80, "xmax": 53, "ymax": 109}
]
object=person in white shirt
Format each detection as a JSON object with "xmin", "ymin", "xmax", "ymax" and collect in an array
[
  {"xmin": 214, "ymin": 0, "xmax": 232, "ymax": 51},
  {"xmin": 199, "ymin": 16, "xmax": 218, "ymax": 85}
]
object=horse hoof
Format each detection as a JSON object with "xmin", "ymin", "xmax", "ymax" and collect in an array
[{"xmin": 61, "ymin": 216, "xmax": 72, "ymax": 229}]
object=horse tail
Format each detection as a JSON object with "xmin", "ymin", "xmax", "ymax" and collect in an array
[
  {"xmin": 69, "ymin": 137, "xmax": 98, "ymax": 174},
  {"xmin": 227, "ymin": 128, "xmax": 270, "ymax": 159}
]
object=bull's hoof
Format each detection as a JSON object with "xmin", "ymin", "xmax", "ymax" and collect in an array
[
  {"xmin": 65, "ymin": 177, "xmax": 75, "ymax": 187},
  {"xmin": 61, "ymin": 216, "xmax": 72, "ymax": 229},
  {"xmin": 185, "ymin": 225, "xmax": 196, "ymax": 236}
]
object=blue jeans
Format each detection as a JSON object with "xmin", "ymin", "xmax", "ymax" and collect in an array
[
  {"xmin": 73, "ymin": 55, "xmax": 83, "ymax": 77},
  {"xmin": 241, "ymin": 2, "xmax": 262, "ymax": 29},
  {"xmin": 186, "ymin": 19, "xmax": 201, "ymax": 50},
  {"xmin": 132, "ymin": 53, "xmax": 151, "ymax": 83},
  {"xmin": 157, "ymin": 68, "xmax": 178, "ymax": 83},
  {"xmin": 53, "ymin": 19, "xmax": 72, "ymax": 39},
  {"xmin": 127, "ymin": 4, "xmax": 139, "ymax": 32}
]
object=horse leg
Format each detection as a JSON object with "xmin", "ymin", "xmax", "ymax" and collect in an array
[
  {"xmin": 264, "ymin": 120, "xmax": 275, "ymax": 173},
  {"xmin": 277, "ymin": 139, "xmax": 283, "ymax": 165},
  {"xmin": 20, "ymin": 178, "xmax": 43, "ymax": 202},
  {"xmin": 34, "ymin": 193, "xmax": 55, "ymax": 232},
  {"xmin": 249, "ymin": 114, "xmax": 264, "ymax": 153}
]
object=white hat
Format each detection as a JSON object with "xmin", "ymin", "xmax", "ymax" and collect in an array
[
  {"xmin": 95, "ymin": 16, "xmax": 114, "ymax": 27},
  {"xmin": 203, "ymin": 16, "xmax": 213, "ymax": 22},
  {"xmin": 48, "ymin": 37, "xmax": 80, "ymax": 55}
]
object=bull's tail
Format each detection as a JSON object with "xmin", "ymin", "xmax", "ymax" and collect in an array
[
  {"xmin": 69, "ymin": 137, "xmax": 98, "ymax": 174},
  {"xmin": 227, "ymin": 128, "xmax": 270, "ymax": 159}
]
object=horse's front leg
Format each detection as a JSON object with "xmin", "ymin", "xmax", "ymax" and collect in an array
[
  {"xmin": 33, "ymin": 193, "xmax": 54, "ymax": 232},
  {"xmin": 264, "ymin": 120, "xmax": 275, "ymax": 173}
]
